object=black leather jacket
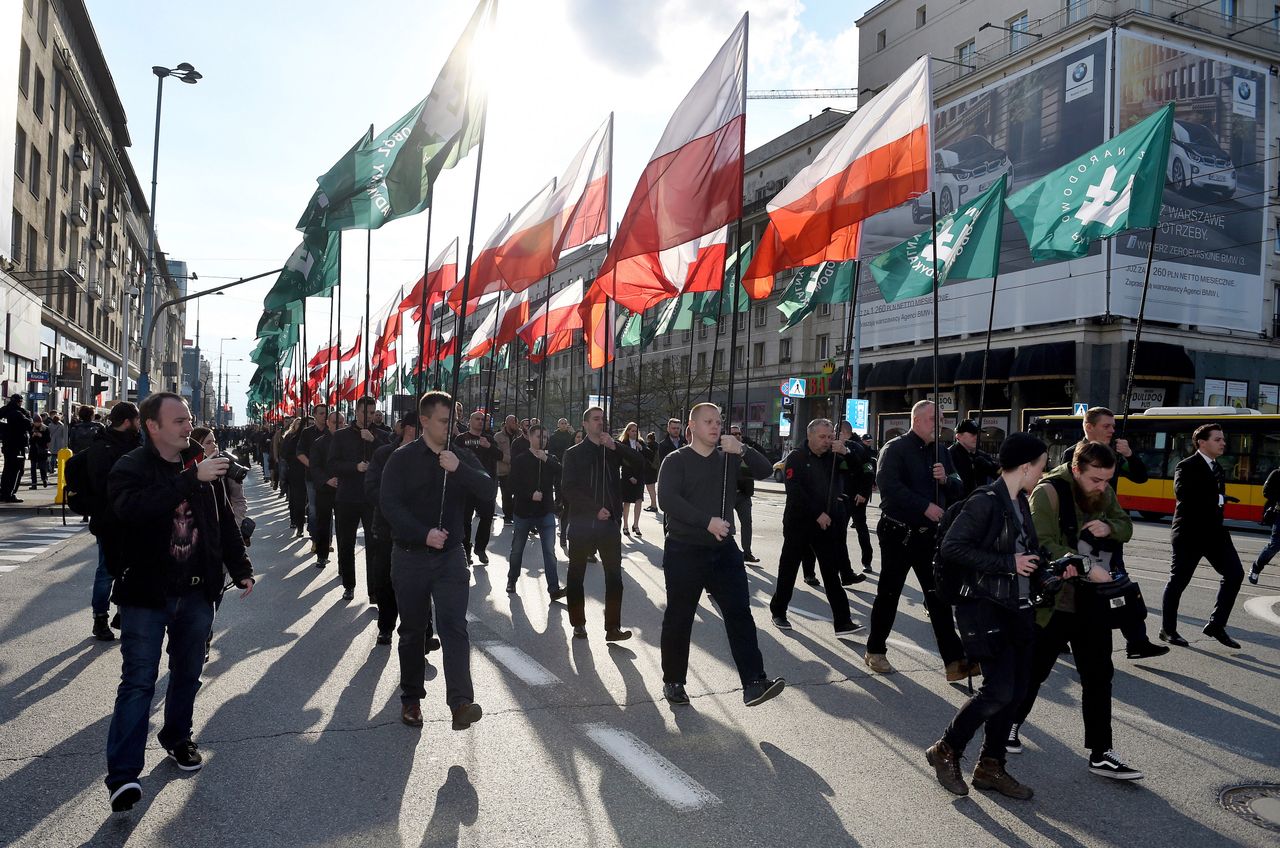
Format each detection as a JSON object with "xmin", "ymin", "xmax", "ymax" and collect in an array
[{"xmin": 940, "ymin": 482, "xmax": 1044, "ymax": 610}]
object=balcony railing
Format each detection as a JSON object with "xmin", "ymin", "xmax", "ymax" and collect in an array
[
  {"xmin": 67, "ymin": 258, "xmax": 87, "ymax": 283},
  {"xmin": 73, "ymin": 144, "xmax": 91, "ymax": 171},
  {"xmin": 69, "ymin": 200, "xmax": 89, "ymax": 227},
  {"xmin": 86, "ymin": 278, "xmax": 104, "ymax": 300}
]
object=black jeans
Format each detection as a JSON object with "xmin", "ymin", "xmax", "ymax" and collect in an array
[
  {"xmin": 1, "ymin": 450, "xmax": 25, "ymax": 498},
  {"xmin": 662, "ymin": 539, "xmax": 765, "ymax": 687},
  {"xmin": 334, "ymin": 500, "xmax": 375, "ymax": 593},
  {"xmin": 1164, "ymin": 533, "xmax": 1244, "ymax": 632},
  {"xmin": 462, "ymin": 493, "xmax": 494, "ymax": 557},
  {"xmin": 566, "ymin": 521, "xmax": 624, "ymax": 632},
  {"xmin": 1015, "ymin": 604, "xmax": 1114, "ymax": 753},
  {"xmin": 28, "ymin": 456, "xmax": 48, "ymax": 486},
  {"xmin": 771, "ymin": 521, "xmax": 854, "ymax": 631},
  {"xmin": 734, "ymin": 494, "xmax": 753, "ymax": 555},
  {"xmin": 944, "ymin": 604, "xmax": 1035, "ymax": 762},
  {"xmin": 866, "ymin": 518, "xmax": 965, "ymax": 664},
  {"xmin": 497, "ymin": 475, "xmax": 513, "ymax": 519},
  {"xmin": 313, "ymin": 486, "xmax": 337, "ymax": 559},
  {"xmin": 391, "ymin": 544, "xmax": 470, "ymax": 707},
  {"xmin": 849, "ymin": 501, "xmax": 873, "ymax": 568},
  {"xmin": 287, "ymin": 470, "xmax": 307, "ymax": 529}
]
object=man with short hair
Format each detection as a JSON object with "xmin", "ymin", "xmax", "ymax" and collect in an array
[
  {"xmin": 494, "ymin": 414, "xmax": 522, "ymax": 523},
  {"xmin": 309, "ymin": 412, "xmax": 342, "ymax": 578},
  {"xmin": 660, "ymin": 404, "xmax": 783, "ymax": 706},
  {"xmin": 560, "ymin": 406, "xmax": 644, "ymax": 640},
  {"xmin": 506, "ymin": 424, "xmax": 567, "ymax": 599},
  {"xmin": 1160, "ymin": 422, "xmax": 1246, "ymax": 649},
  {"xmin": 84, "ymin": 402, "xmax": 142, "ymax": 641},
  {"xmin": 656, "ymin": 417, "xmax": 685, "ymax": 468},
  {"xmin": 296, "ymin": 404, "xmax": 329, "ymax": 547},
  {"xmin": 453, "ymin": 411, "xmax": 501, "ymax": 565},
  {"xmin": 729, "ymin": 424, "xmax": 762, "ymax": 564},
  {"xmin": 46, "ymin": 411, "xmax": 67, "ymax": 473},
  {"xmin": 68, "ymin": 404, "xmax": 104, "ymax": 454},
  {"xmin": 329, "ymin": 396, "xmax": 388, "ymax": 603},
  {"xmin": 864, "ymin": 400, "xmax": 970, "ymax": 680},
  {"xmin": 0, "ymin": 394, "xmax": 33, "ymax": 502},
  {"xmin": 949, "ymin": 419, "xmax": 1000, "ymax": 498},
  {"xmin": 381, "ymin": 391, "xmax": 493, "ymax": 730},
  {"xmin": 547, "ymin": 418, "xmax": 574, "ymax": 460},
  {"xmin": 104, "ymin": 393, "xmax": 255, "ymax": 812}
]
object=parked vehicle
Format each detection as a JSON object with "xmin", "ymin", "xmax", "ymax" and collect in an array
[
  {"xmin": 1167, "ymin": 119, "xmax": 1236, "ymax": 198},
  {"xmin": 912, "ymin": 135, "xmax": 1014, "ymax": 223}
]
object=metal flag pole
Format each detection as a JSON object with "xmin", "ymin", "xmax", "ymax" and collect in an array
[
  {"xmin": 418, "ymin": 196, "xmax": 435, "ymax": 396},
  {"xmin": 827, "ymin": 260, "xmax": 861, "ymax": 513},
  {"xmin": 975, "ymin": 269, "xmax": 1001, "ymax": 430},
  {"xmin": 364, "ymin": 228, "xmax": 372, "ymax": 395},
  {"xmin": 1118, "ymin": 226, "xmax": 1160, "ymax": 439},
  {"xmin": 683, "ymin": 310, "xmax": 696, "ymax": 418},
  {"xmin": 930, "ymin": 191, "xmax": 941, "ymax": 496},
  {"xmin": 721, "ymin": 13, "xmax": 749, "ymax": 521}
]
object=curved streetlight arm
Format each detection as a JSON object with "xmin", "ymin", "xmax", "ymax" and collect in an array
[{"xmin": 142, "ymin": 266, "xmax": 284, "ymax": 370}]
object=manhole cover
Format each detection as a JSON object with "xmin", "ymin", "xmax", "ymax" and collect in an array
[{"xmin": 1221, "ymin": 784, "xmax": 1280, "ymax": 832}]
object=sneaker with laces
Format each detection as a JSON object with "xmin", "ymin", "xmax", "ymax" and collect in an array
[
  {"xmin": 664, "ymin": 682, "xmax": 691, "ymax": 705},
  {"xmin": 108, "ymin": 781, "xmax": 142, "ymax": 813},
  {"xmin": 743, "ymin": 677, "xmax": 785, "ymax": 706},
  {"xmin": 166, "ymin": 740, "xmax": 203, "ymax": 771},
  {"xmin": 864, "ymin": 652, "xmax": 895, "ymax": 674},
  {"xmin": 1006, "ymin": 723, "xmax": 1023, "ymax": 755},
  {"xmin": 1088, "ymin": 750, "xmax": 1143, "ymax": 780}
]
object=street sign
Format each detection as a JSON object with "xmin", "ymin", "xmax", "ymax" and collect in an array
[
  {"xmin": 778, "ymin": 408, "xmax": 791, "ymax": 438},
  {"xmin": 781, "ymin": 395, "xmax": 793, "ymax": 409},
  {"xmin": 57, "ymin": 357, "xmax": 83, "ymax": 388},
  {"xmin": 838, "ymin": 398, "xmax": 869, "ymax": 433},
  {"xmin": 1073, "ymin": 402, "xmax": 1089, "ymax": 416},
  {"xmin": 780, "ymin": 377, "xmax": 806, "ymax": 398},
  {"xmin": 29, "ymin": 392, "xmax": 47, "ymax": 401},
  {"xmin": 28, "ymin": 371, "xmax": 49, "ymax": 383}
]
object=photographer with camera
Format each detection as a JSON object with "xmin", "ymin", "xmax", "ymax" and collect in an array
[
  {"xmin": 103, "ymin": 393, "xmax": 254, "ymax": 813},
  {"xmin": 1011, "ymin": 441, "xmax": 1144, "ymax": 781},
  {"xmin": 925, "ymin": 433, "xmax": 1048, "ymax": 799}
]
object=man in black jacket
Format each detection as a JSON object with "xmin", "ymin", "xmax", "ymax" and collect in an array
[
  {"xmin": 85, "ymin": 402, "xmax": 142, "ymax": 641},
  {"xmin": 769, "ymin": 418, "xmax": 862, "ymax": 636},
  {"xmin": 560, "ymin": 406, "xmax": 644, "ymax": 640},
  {"xmin": 1251, "ymin": 467, "xmax": 1280, "ymax": 584},
  {"xmin": 329, "ymin": 396, "xmax": 388, "ymax": 603},
  {"xmin": 103, "ymin": 392, "xmax": 254, "ymax": 813},
  {"xmin": 506, "ymin": 424, "xmax": 567, "ymax": 599},
  {"xmin": 453, "ymin": 410, "xmax": 501, "ymax": 565},
  {"xmin": 309, "ymin": 411, "xmax": 342, "ymax": 578},
  {"xmin": 865, "ymin": 400, "xmax": 971, "ymax": 680},
  {"xmin": 547, "ymin": 418, "xmax": 575, "ymax": 460},
  {"xmin": 949, "ymin": 419, "xmax": 1000, "ymax": 497},
  {"xmin": 729, "ymin": 424, "xmax": 762, "ymax": 564},
  {"xmin": 1161, "ymin": 423, "xmax": 1245, "ymax": 649},
  {"xmin": 655, "ymin": 418, "xmax": 685, "ymax": 469},
  {"xmin": 381, "ymin": 391, "xmax": 494, "ymax": 731},
  {"xmin": 0, "ymin": 393, "xmax": 33, "ymax": 502},
  {"xmin": 839, "ymin": 421, "xmax": 876, "ymax": 575},
  {"xmin": 296, "ymin": 404, "xmax": 328, "ymax": 546}
]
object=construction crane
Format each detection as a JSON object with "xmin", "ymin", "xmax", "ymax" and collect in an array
[{"xmin": 746, "ymin": 88, "xmax": 862, "ymax": 100}]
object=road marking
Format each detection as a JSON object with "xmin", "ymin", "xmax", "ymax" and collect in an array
[
  {"xmin": 0, "ymin": 554, "xmax": 36, "ymax": 561},
  {"xmin": 0, "ymin": 565, "xmax": 17, "ymax": 572},
  {"xmin": 478, "ymin": 641, "xmax": 561, "ymax": 686},
  {"xmin": 789, "ymin": 607, "xmax": 829, "ymax": 622},
  {"xmin": 581, "ymin": 722, "xmax": 722, "ymax": 811},
  {"xmin": 0, "ymin": 547, "xmax": 48, "ymax": 554},
  {"xmin": 1243, "ymin": 595, "xmax": 1280, "ymax": 629}
]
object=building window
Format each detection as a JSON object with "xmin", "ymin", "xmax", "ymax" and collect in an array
[
  {"xmin": 818, "ymin": 302, "xmax": 832, "ymax": 318},
  {"xmin": 29, "ymin": 145, "xmax": 40, "ymax": 198},
  {"xmin": 33, "ymin": 70, "xmax": 45, "ymax": 121},
  {"xmin": 1064, "ymin": 0, "xmax": 1087, "ymax": 23},
  {"xmin": 11, "ymin": 211, "xmax": 23, "ymax": 264},
  {"xmin": 916, "ymin": 5, "xmax": 927, "ymax": 27},
  {"xmin": 753, "ymin": 342, "xmax": 765, "ymax": 367},
  {"xmin": 682, "ymin": 328, "xmax": 691, "ymax": 343},
  {"xmin": 956, "ymin": 40, "xmax": 976, "ymax": 74},
  {"xmin": 1008, "ymin": 12, "xmax": 1029, "ymax": 51},
  {"xmin": 714, "ymin": 349, "xmax": 725, "ymax": 371},
  {"xmin": 680, "ymin": 355, "xmax": 689, "ymax": 374},
  {"xmin": 698, "ymin": 322, "xmax": 707, "ymax": 339},
  {"xmin": 734, "ymin": 346, "xmax": 744, "ymax": 369},
  {"xmin": 60, "ymin": 151, "xmax": 68, "ymax": 190},
  {"xmin": 14, "ymin": 124, "xmax": 26, "ymax": 179},
  {"xmin": 734, "ymin": 311, "xmax": 745, "ymax": 331},
  {"xmin": 754, "ymin": 304, "xmax": 767, "ymax": 328},
  {"xmin": 816, "ymin": 334, "xmax": 829, "ymax": 360},
  {"xmin": 697, "ymin": 351, "xmax": 707, "ymax": 372},
  {"xmin": 1220, "ymin": 0, "xmax": 1237, "ymax": 23},
  {"xmin": 876, "ymin": 30, "xmax": 886, "ymax": 51},
  {"xmin": 37, "ymin": 0, "xmax": 49, "ymax": 44},
  {"xmin": 26, "ymin": 224, "xmax": 37, "ymax": 272},
  {"xmin": 18, "ymin": 40, "xmax": 30, "ymax": 96},
  {"xmin": 779, "ymin": 338, "xmax": 792, "ymax": 363},
  {"xmin": 63, "ymin": 78, "xmax": 73, "ymax": 130},
  {"xmin": 59, "ymin": 212, "xmax": 67, "ymax": 252}
]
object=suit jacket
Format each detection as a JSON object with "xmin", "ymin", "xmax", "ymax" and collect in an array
[{"xmin": 1172, "ymin": 452, "xmax": 1227, "ymax": 543}]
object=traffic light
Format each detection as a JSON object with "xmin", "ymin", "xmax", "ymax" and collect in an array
[{"xmin": 91, "ymin": 373, "xmax": 110, "ymax": 397}]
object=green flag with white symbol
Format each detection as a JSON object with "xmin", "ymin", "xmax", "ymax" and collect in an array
[
  {"xmin": 1005, "ymin": 103, "xmax": 1173, "ymax": 262},
  {"xmin": 776, "ymin": 260, "xmax": 856, "ymax": 331},
  {"xmin": 263, "ymin": 230, "xmax": 340, "ymax": 310},
  {"xmin": 869, "ymin": 174, "xmax": 1006, "ymax": 303},
  {"xmin": 295, "ymin": 128, "xmax": 375, "ymax": 234},
  {"xmin": 617, "ymin": 311, "xmax": 643, "ymax": 348}
]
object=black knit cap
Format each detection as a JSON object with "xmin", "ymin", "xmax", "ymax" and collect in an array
[
  {"xmin": 998, "ymin": 432, "xmax": 1047, "ymax": 471},
  {"xmin": 956, "ymin": 418, "xmax": 981, "ymax": 436}
]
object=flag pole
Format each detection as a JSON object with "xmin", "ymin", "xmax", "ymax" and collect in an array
[
  {"xmin": 721, "ymin": 13, "xmax": 749, "ymax": 520},
  {"xmin": 364, "ymin": 227, "xmax": 373, "ymax": 396},
  {"xmin": 1118, "ymin": 226, "xmax": 1159, "ymax": 439},
  {"xmin": 975, "ymin": 269, "xmax": 1000, "ymax": 430},
  {"xmin": 930, "ymin": 191, "xmax": 941, "ymax": 491},
  {"xmin": 827, "ymin": 260, "xmax": 861, "ymax": 513},
  {"xmin": 708, "ymin": 287, "xmax": 725, "ymax": 402},
  {"xmin": 417, "ymin": 195, "xmax": 435, "ymax": 397},
  {"xmin": 684, "ymin": 313, "xmax": 696, "ymax": 418},
  {"xmin": 724, "ymin": 217, "xmax": 745, "ymax": 427},
  {"xmin": 335, "ymin": 278, "xmax": 343, "ymax": 416},
  {"xmin": 636, "ymin": 312, "xmax": 644, "ymax": 425}
]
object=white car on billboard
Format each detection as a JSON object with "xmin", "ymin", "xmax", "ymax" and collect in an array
[
  {"xmin": 912, "ymin": 135, "xmax": 1014, "ymax": 223},
  {"xmin": 1167, "ymin": 119, "xmax": 1236, "ymax": 198}
]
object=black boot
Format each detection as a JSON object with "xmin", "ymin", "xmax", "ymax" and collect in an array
[{"xmin": 92, "ymin": 615, "xmax": 116, "ymax": 642}]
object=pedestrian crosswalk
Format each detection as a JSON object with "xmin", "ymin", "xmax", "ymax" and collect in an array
[{"xmin": 0, "ymin": 520, "xmax": 87, "ymax": 572}]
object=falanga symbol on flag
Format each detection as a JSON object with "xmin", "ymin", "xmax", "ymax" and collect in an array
[{"xmin": 869, "ymin": 174, "xmax": 1006, "ymax": 304}]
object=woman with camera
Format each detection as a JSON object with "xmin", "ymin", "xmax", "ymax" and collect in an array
[{"xmin": 925, "ymin": 433, "xmax": 1047, "ymax": 800}]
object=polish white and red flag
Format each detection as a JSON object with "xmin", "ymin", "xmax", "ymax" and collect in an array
[
  {"xmin": 447, "ymin": 211, "xmax": 521, "ymax": 315},
  {"xmin": 494, "ymin": 117, "xmax": 612, "ymax": 292},
  {"xmin": 339, "ymin": 333, "xmax": 361, "ymax": 363},
  {"xmin": 744, "ymin": 55, "xmax": 932, "ymax": 297},
  {"xmin": 399, "ymin": 238, "xmax": 459, "ymax": 321},
  {"xmin": 460, "ymin": 293, "xmax": 504, "ymax": 360},
  {"xmin": 516, "ymin": 278, "xmax": 584, "ymax": 362},
  {"xmin": 581, "ymin": 14, "xmax": 747, "ymax": 367}
]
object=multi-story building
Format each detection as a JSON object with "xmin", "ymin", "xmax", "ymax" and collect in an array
[{"xmin": 4, "ymin": 0, "xmax": 182, "ymax": 417}]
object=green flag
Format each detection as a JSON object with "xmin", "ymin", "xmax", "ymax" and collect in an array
[
  {"xmin": 617, "ymin": 311, "xmax": 643, "ymax": 348},
  {"xmin": 310, "ymin": 0, "xmax": 492, "ymax": 231},
  {"xmin": 775, "ymin": 260, "xmax": 856, "ymax": 331},
  {"xmin": 640, "ymin": 294, "xmax": 710, "ymax": 348},
  {"xmin": 1006, "ymin": 102, "xmax": 1173, "ymax": 261},
  {"xmin": 263, "ymin": 230, "xmax": 340, "ymax": 310},
  {"xmin": 692, "ymin": 239, "xmax": 754, "ymax": 319},
  {"xmin": 869, "ymin": 174, "xmax": 1006, "ymax": 303},
  {"xmin": 295, "ymin": 128, "xmax": 375, "ymax": 234}
]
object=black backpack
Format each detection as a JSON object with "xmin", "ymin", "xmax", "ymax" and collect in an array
[
  {"xmin": 62, "ymin": 448, "xmax": 95, "ymax": 516},
  {"xmin": 933, "ymin": 485, "xmax": 1006, "ymax": 605}
]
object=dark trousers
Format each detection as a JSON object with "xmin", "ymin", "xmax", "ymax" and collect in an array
[
  {"xmin": 1256, "ymin": 520, "xmax": 1280, "ymax": 572},
  {"xmin": 566, "ymin": 522, "xmax": 624, "ymax": 631},
  {"xmin": 462, "ymin": 494, "xmax": 494, "ymax": 557},
  {"xmin": 734, "ymin": 494, "xmax": 753, "ymax": 555},
  {"xmin": 1015, "ymin": 606, "xmax": 1114, "ymax": 753},
  {"xmin": 944, "ymin": 604, "xmax": 1035, "ymax": 762},
  {"xmin": 313, "ymin": 487, "xmax": 336, "ymax": 559},
  {"xmin": 1, "ymin": 450, "xmax": 25, "ymax": 497},
  {"xmin": 866, "ymin": 519, "xmax": 965, "ymax": 664},
  {"xmin": 1164, "ymin": 533, "xmax": 1244, "ymax": 632},
  {"xmin": 28, "ymin": 456, "xmax": 48, "ymax": 486},
  {"xmin": 771, "ymin": 521, "xmax": 854, "ymax": 631},
  {"xmin": 105, "ymin": 594, "xmax": 214, "ymax": 787},
  {"xmin": 849, "ymin": 501, "xmax": 873, "ymax": 568},
  {"xmin": 662, "ymin": 539, "xmax": 765, "ymax": 687},
  {"xmin": 371, "ymin": 524, "xmax": 433, "ymax": 640},
  {"xmin": 287, "ymin": 473, "xmax": 307, "ymax": 530},
  {"xmin": 497, "ymin": 475, "xmax": 513, "ymax": 519},
  {"xmin": 334, "ymin": 500, "xmax": 375, "ymax": 593},
  {"xmin": 391, "ymin": 544, "xmax": 470, "ymax": 708}
]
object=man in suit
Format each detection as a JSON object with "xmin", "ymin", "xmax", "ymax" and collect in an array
[
  {"xmin": 656, "ymin": 418, "xmax": 685, "ymax": 467},
  {"xmin": 1160, "ymin": 423, "xmax": 1245, "ymax": 649}
]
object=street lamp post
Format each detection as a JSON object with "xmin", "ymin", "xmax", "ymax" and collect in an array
[
  {"xmin": 216, "ymin": 338, "xmax": 236, "ymax": 426},
  {"xmin": 138, "ymin": 61, "xmax": 201, "ymax": 402}
]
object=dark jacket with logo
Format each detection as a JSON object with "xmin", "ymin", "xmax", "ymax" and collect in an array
[
  {"xmin": 107, "ymin": 438, "xmax": 252, "ymax": 607},
  {"xmin": 782, "ymin": 443, "xmax": 846, "ymax": 529},
  {"xmin": 328, "ymin": 425, "xmax": 389, "ymax": 504}
]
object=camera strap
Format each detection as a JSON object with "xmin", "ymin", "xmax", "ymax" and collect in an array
[{"xmin": 1047, "ymin": 477, "xmax": 1078, "ymax": 550}]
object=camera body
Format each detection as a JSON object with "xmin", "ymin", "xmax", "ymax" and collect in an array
[
  {"xmin": 216, "ymin": 451, "xmax": 250, "ymax": 485},
  {"xmin": 1031, "ymin": 551, "xmax": 1088, "ymax": 608}
]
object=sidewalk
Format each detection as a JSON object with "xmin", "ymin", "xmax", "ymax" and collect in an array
[{"xmin": 0, "ymin": 457, "xmax": 62, "ymax": 514}]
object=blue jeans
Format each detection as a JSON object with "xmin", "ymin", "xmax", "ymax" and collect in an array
[
  {"xmin": 507, "ymin": 513, "xmax": 561, "ymax": 590},
  {"xmin": 1256, "ymin": 520, "xmax": 1280, "ymax": 571},
  {"xmin": 92, "ymin": 544, "xmax": 113, "ymax": 616},
  {"xmin": 105, "ymin": 594, "xmax": 214, "ymax": 788}
]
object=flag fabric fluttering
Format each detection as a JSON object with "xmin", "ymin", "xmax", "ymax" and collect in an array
[
  {"xmin": 448, "ymin": 212, "xmax": 516, "ymax": 315},
  {"xmin": 869, "ymin": 174, "xmax": 1006, "ymax": 303},
  {"xmin": 775, "ymin": 260, "xmax": 858, "ymax": 331},
  {"xmin": 516, "ymin": 278, "xmax": 584, "ymax": 355},
  {"xmin": 295, "ymin": 128, "xmax": 374, "ymax": 234},
  {"xmin": 744, "ymin": 55, "xmax": 932, "ymax": 297},
  {"xmin": 263, "ymin": 230, "xmax": 341, "ymax": 310},
  {"xmin": 400, "ymin": 237, "xmax": 459, "ymax": 320},
  {"xmin": 1005, "ymin": 103, "xmax": 1173, "ymax": 261}
]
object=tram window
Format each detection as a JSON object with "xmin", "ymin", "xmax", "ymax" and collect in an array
[
  {"xmin": 1221, "ymin": 432, "xmax": 1250, "ymax": 483},
  {"xmin": 1253, "ymin": 432, "xmax": 1280, "ymax": 483}
]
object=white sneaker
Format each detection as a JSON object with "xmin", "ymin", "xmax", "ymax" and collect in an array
[{"xmin": 1088, "ymin": 750, "xmax": 1143, "ymax": 780}]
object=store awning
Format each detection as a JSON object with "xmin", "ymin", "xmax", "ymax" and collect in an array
[
  {"xmin": 865, "ymin": 358, "xmax": 916, "ymax": 391},
  {"xmin": 954, "ymin": 348, "xmax": 1015, "ymax": 385},
  {"xmin": 827, "ymin": 362, "xmax": 876, "ymax": 394},
  {"xmin": 906, "ymin": 353, "xmax": 962, "ymax": 389},
  {"xmin": 1129, "ymin": 341, "xmax": 1195, "ymax": 384},
  {"xmin": 1009, "ymin": 341, "xmax": 1076, "ymax": 382}
]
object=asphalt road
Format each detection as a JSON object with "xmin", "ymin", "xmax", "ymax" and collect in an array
[{"xmin": 0, "ymin": 475, "xmax": 1277, "ymax": 848}]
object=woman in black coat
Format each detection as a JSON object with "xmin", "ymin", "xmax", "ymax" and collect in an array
[
  {"xmin": 643, "ymin": 431, "xmax": 660, "ymax": 512},
  {"xmin": 28, "ymin": 420, "xmax": 51, "ymax": 488}
]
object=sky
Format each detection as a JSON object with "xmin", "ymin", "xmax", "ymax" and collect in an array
[{"xmin": 87, "ymin": 0, "xmax": 875, "ymax": 420}]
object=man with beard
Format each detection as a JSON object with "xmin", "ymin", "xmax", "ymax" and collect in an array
[
  {"xmin": 1010, "ymin": 441, "xmax": 1144, "ymax": 782},
  {"xmin": 83, "ymin": 403, "xmax": 142, "ymax": 641}
]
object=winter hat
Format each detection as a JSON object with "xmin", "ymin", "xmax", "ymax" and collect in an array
[{"xmin": 998, "ymin": 432, "xmax": 1047, "ymax": 471}]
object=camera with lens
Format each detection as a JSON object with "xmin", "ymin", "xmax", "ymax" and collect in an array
[
  {"xmin": 216, "ymin": 451, "xmax": 250, "ymax": 485},
  {"xmin": 1031, "ymin": 552, "xmax": 1088, "ymax": 608}
]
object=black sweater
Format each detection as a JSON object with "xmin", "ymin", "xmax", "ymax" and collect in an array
[
  {"xmin": 379, "ymin": 438, "xmax": 496, "ymax": 549},
  {"xmin": 328, "ymin": 425, "xmax": 389, "ymax": 503},
  {"xmin": 560, "ymin": 437, "xmax": 643, "ymax": 529},
  {"xmin": 660, "ymin": 444, "xmax": 773, "ymax": 546},
  {"xmin": 509, "ymin": 450, "xmax": 560, "ymax": 519}
]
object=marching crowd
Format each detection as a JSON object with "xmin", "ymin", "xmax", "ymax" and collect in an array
[{"xmin": 1, "ymin": 389, "xmax": 1274, "ymax": 814}]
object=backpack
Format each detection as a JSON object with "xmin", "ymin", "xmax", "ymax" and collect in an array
[
  {"xmin": 62, "ymin": 448, "xmax": 95, "ymax": 516},
  {"xmin": 933, "ymin": 486, "xmax": 1006, "ymax": 605},
  {"xmin": 67, "ymin": 421, "xmax": 101, "ymax": 454}
]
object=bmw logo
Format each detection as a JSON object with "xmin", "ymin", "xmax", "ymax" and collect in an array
[
  {"xmin": 1238, "ymin": 81, "xmax": 1252, "ymax": 100},
  {"xmin": 1071, "ymin": 62, "xmax": 1088, "ymax": 82}
]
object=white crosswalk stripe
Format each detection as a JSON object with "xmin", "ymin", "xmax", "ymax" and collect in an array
[{"xmin": 0, "ymin": 520, "xmax": 87, "ymax": 569}]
